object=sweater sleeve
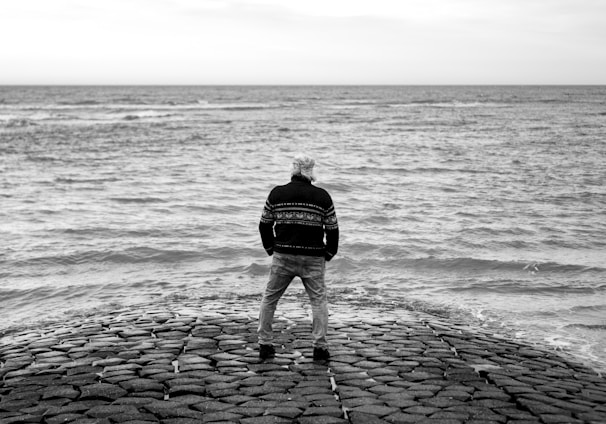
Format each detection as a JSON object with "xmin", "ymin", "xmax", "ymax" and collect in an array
[
  {"xmin": 323, "ymin": 201, "xmax": 339, "ymax": 261},
  {"xmin": 259, "ymin": 197, "xmax": 275, "ymax": 256}
]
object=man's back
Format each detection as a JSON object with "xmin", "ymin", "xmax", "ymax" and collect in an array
[{"xmin": 260, "ymin": 175, "xmax": 338, "ymax": 260}]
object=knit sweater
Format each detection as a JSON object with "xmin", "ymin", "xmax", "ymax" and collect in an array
[{"xmin": 259, "ymin": 175, "xmax": 339, "ymax": 260}]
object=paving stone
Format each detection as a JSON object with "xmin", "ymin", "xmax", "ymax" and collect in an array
[
  {"xmin": 111, "ymin": 397, "xmax": 158, "ymax": 406},
  {"xmin": 429, "ymin": 410, "xmax": 470, "ymax": 420},
  {"xmin": 382, "ymin": 398, "xmax": 418, "ymax": 409},
  {"xmin": 199, "ymin": 411, "xmax": 244, "ymax": 422},
  {"xmin": 80, "ymin": 383, "xmax": 128, "ymax": 400},
  {"xmin": 297, "ymin": 417, "xmax": 348, "ymax": 424},
  {"xmin": 420, "ymin": 397, "xmax": 465, "ymax": 408},
  {"xmin": 119, "ymin": 378, "xmax": 165, "ymax": 392},
  {"xmin": 402, "ymin": 405, "xmax": 441, "ymax": 416},
  {"xmin": 163, "ymin": 394, "xmax": 206, "ymax": 405},
  {"xmin": 399, "ymin": 371, "xmax": 442, "ymax": 382},
  {"xmin": 86, "ymin": 404, "xmax": 140, "ymax": 418},
  {"xmin": 127, "ymin": 390, "xmax": 164, "ymax": 399},
  {"xmin": 42, "ymin": 385, "xmax": 80, "ymax": 400},
  {"xmin": 517, "ymin": 399, "xmax": 568, "ymax": 415},
  {"xmin": 368, "ymin": 385, "xmax": 405, "ymax": 395},
  {"xmin": 383, "ymin": 412, "xmax": 428, "ymax": 423},
  {"xmin": 167, "ymin": 384, "xmax": 206, "ymax": 396},
  {"xmin": 349, "ymin": 411, "xmax": 390, "ymax": 423},
  {"xmin": 45, "ymin": 400, "xmax": 107, "ymax": 416},
  {"xmin": 538, "ymin": 414, "xmax": 583, "ymax": 423},
  {"xmin": 46, "ymin": 413, "xmax": 84, "ymax": 424},
  {"xmin": 339, "ymin": 379, "xmax": 379, "ymax": 389},
  {"xmin": 264, "ymin": 407, "xmax": 303, "ymax": 418},
  {"xmin": 239, "ymin": 416, "xmax": 291, "ymax": 424},
  {"xmin": 472, "ymin": 390, "xmax": 511, "ymax": 401},
  {"xmin": 470, "ymin": 398, "xmax": 514, "ymax": 409},
  {"xmin": 240, "ymin": 384, "xmax": 287, "ymax": 396},
  {"xmin": 493, "ymin": 407, "xmax": 539, "ymax": 421},
  {"xmin": 191, "ymin": 400, "xmax": 235, "ymax": 413},
  {"xmin": 142, "ymin": 400, "xmax": 205, "ymax": 419},
  {"xmin": 451, "ymin": 406, "xmax": 507, "ymax": 423},
  {"xmin": 302, "ymin": 406, "xmax": 344, "ymax": 417},
  {"xmin": 350, "ymin": 404, "xmax": 400, "ymax": 417}
]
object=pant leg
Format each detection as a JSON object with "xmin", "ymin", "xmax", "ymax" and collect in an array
[
  {"xmin": 300, "ymin": 256, "xmax": 328, "ymax": 349},
  {"xmin": 258, "ymin": 253, "xmax": 295, "ymax": 346}
]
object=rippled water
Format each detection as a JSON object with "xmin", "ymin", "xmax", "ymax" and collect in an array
[{"xmin": 1, "ymin": 85, "xmax": 605, "ymax": 372}]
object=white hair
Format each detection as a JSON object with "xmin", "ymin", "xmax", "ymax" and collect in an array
[{"xmin": 291, "ymin": 153, "xmax": 316, "ymax": 182}]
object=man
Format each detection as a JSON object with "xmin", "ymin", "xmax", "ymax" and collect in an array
[{"xmin": 258, "ymin": 154, "xmax": 339, "ymax": 361}]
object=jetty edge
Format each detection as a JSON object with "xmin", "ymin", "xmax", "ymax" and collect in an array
[{"xmin": 1, "ymin": 295, "xmax": 606, "ymax": 423}]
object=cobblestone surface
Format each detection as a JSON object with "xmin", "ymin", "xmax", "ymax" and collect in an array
[{"xmin": 1, "ymin": 297, "xmax": 605, "ymax": 423}]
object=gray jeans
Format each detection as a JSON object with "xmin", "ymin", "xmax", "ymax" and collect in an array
[{"xmin": 258, "ymin": 252, "xmax": 328, "ymax": 348}]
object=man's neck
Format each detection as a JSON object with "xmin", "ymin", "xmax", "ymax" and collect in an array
[{"xmin": 291, "ymin": 175, "xmax": 312, "ymax": 184}]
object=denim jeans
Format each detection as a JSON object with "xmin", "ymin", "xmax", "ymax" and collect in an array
[{"xmin": 258, "ymin": 252, "xmax": 328, "ymax": 348}]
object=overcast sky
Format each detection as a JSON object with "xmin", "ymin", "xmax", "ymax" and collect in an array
[{"xmin": 1, "ymin": 0, "xmax": 605, "ymax": 85}]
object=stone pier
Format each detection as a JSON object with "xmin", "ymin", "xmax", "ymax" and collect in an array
[{"xmin": 1, "ymin": 295, "xmax": 605, "ymax": 423}]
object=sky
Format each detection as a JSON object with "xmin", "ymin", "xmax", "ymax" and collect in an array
[{"xmin": 1, "ymin": 0, "xmax": 605, "ymax": 85}]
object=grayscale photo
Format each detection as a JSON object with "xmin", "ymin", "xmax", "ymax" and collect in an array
[{"xmin": 1, "ymin": 1, "xmax": 605, "ymax": 422}]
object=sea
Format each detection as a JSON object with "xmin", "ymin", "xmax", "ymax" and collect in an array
[{"xmin": 1, "ymin": 85, "xmax": 605, "ymax": 373}]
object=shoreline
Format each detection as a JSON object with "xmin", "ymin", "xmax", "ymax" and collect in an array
[
  {"xmin": 2, "ymin": 296, "xmax": 606, "ymax": 423},
  {"xmin": 2, "ymin": 290, "xmax": 604, "ymax": 375}
]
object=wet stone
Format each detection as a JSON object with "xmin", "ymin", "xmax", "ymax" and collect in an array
[
  {"xmin": 403, "ymin": 405, "xmax": 441, "ymax": 416},
  {"xmin": 220, "ymin": 394, "xmax": 256, "ymax": 405},
  {"xmin": 42, "ymin": 385, "xmax": 80, "ymax": 400},
  {"xmin": 191, "ymin": 400, "xmax": 235, "ymax": 413},
  {"xmin": 142, "ymin": 400, "xmax": 205, "ymax": 419},
  {"xmin": 342, "ymin": 397, "xmax": 385, "ymax": 408},
  {"xmin": 169, "ymin": 384, "xmax": 206, "ymax": 396},
  {"xmin": 399, "ymin": 371, "xmax": 442, "ymax": 382},
  {"xmin": 383, "ymin": 412, "xmax": 427, "ymax": 423},
  {"xmin": 86, "ymin": 404, "xmax": 139, "ymax": 418},
  {"xmin": 350, "ymin": 404, "xmax": 399, "ymax": 417},
  {"xmin": 179, "ymin": 397, "xmax": 217, "ymax": 408},
  {"xmin": 298, "ymin": 417, "xmax": 348, "ymax": 424},
  {"xmin": 368, "ymin": 385, "xmax": 404, "ymax": 395},
  {"xmin": 420, "ymin": 396, "xmax": 465, "ymax": 408},
  {"xmin": 0, "ymin": 400, "xmax": 34, "ymax": 413},
  {"xmin": 80, "ymin": 383, "xmax": 128, "ymax": 401},
  {"xmin": 265, "ymin": 407, "xmax": 304, "ymax": 418},
  {"xmin": 166, "ymin": 378, "xmax": 206, "ymax": 388},
  {"xmin": 179, "ymin": 363, "xmax": 214, "ymax": 372},
  {"xmin": 46, "ymin": 413, "xmax": 84, "ymax": 424},
  {"xmin": 119, "ymin": 378, "xmax": 165, "ymax": 392},
  {"xmin": 340, "ymin": 379, "xmax": 379, "ymax": 389},
  {"xmin": 111, "ymin": 396, "xmax": 157, "ymax": 406},
  {"xmin": 126, "ymin": 390, "xmax": 164, "ymax": 399},
  {"xmin": 348, "ymin": 411, "xmax": 390, "ymax": 424},
  {"xmin": 45, "ymin": 400, "xmax": 108, "ymax": 415},
  {"xmin": 239, "ymin": 416, "xmax": 292, "ymax": 424},
  {"xmin": 302, "ymin": 406, "xmax": 344, "ymax": 417}
]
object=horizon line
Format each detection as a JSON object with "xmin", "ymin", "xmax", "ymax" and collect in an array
[{"xmin": 1, "ymin": 83, "xmax": 605, "ymax": 87}]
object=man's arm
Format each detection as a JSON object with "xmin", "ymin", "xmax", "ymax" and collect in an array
[
  {"xmin": 259, "ymin": 198, "xmax": 275, "ymax": 256},
  {"xmin": 325, "ymin": 228, "xmax": 339, "ymax": 261},
  {"xmin": 323, "ymin": 202, "xmax": 339, "ymax": 261}
]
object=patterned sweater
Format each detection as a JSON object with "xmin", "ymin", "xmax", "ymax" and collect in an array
[{"xmin": 259, "ymin": 176, "xmax": 339, "ymax": 260}]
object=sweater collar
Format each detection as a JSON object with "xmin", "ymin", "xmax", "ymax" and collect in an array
[{"xmin": 291, "ymin": 175, "xmax": 313, "ymax": 184}]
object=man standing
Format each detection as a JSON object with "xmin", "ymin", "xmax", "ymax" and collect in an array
[{"xmin": 258, "ymin": 154, "xmax": 339, "ymax": 361}]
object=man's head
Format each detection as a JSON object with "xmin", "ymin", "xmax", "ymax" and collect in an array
[{"xmin": 291, "ymin": 153, "xmax": 316, "ymax": 182}]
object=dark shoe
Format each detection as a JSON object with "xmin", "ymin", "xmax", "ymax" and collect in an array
[
  {"xmin": 259, "ymin": 344, "xmax": 275, "ymax": 360},
  {"xmin": 313, "ymin": 347, "xmax": 330, "ymax": 361}
]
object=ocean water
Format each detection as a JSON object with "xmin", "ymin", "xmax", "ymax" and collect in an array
[{"xmin": 1, "ymin": 85, "xmax": 605, "ymax": 372}]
